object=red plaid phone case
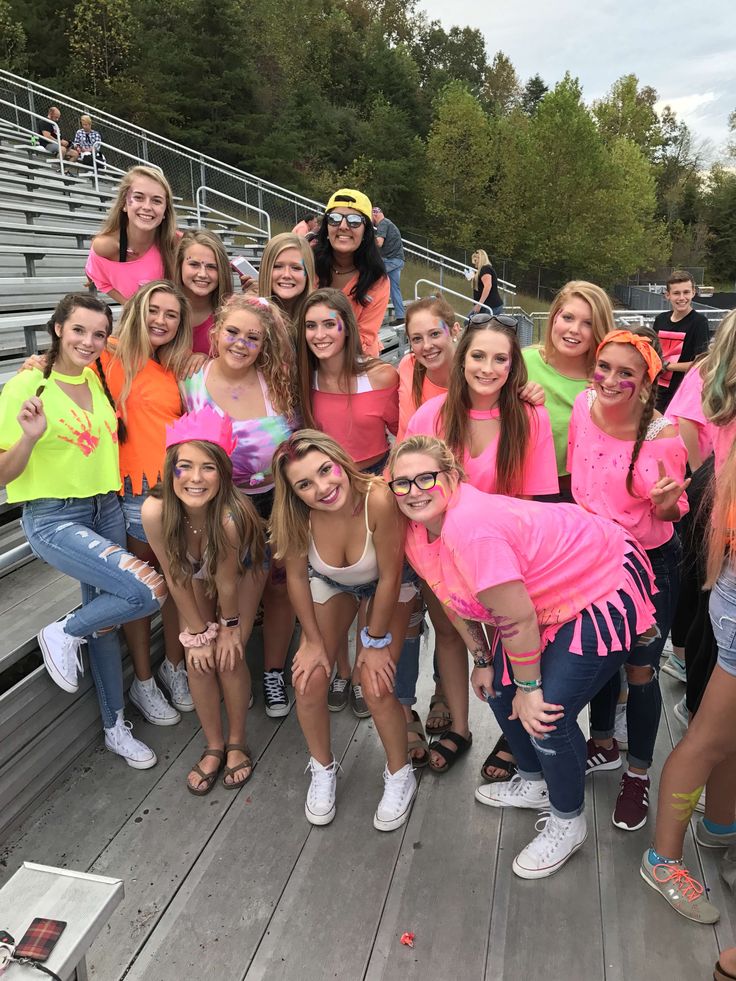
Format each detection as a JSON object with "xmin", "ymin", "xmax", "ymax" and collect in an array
[{"xmin": 14, "ymin": 918, "xmax": 66, "ymax": 962}]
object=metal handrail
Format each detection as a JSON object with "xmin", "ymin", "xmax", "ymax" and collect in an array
[
  {"xmin": 88, "ymin": 143, "xmax": 162, "ymax": 193},
  {"xmin": 414, "ymin": 278, "xmax": 496, "ymax": 316},
  {"xmin": 195, "ymin": 187, "xmax": 271, "ymax": 239},
  {"xmin": 405, "ymin": 243, "xmax": 516, "ymax": 294},
  {"xmin": 0, "ymin": 98, "xmax": 65, "ymax": 175}
]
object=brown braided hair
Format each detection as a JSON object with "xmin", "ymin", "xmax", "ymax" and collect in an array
[
  {"xmin": 597, "ymin": 325, "xmax": 664, "ymax": 497},
  {"xmin": 36, "ymin": 294, "xmax": 114, "ymax": 403}
]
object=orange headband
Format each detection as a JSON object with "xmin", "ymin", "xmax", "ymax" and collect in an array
[{"xmin": 596, "ymin": 330, "xmax": 662, "ymax": 382}]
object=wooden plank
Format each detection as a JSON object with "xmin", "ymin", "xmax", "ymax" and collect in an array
[
  {"xmin": 0, "ymin": 577, "xmax": 79, "ymax": 669},
  {"xmin": 121, "ymin": 707, "xmax": 359, "ymax": 981},
  {"xmin": 0, "ymin": 560, "xmax": 67, "ymax": 616},
  {"xmin": 365, "ymin": 674, "xmax": 499, "ymax": 980},
  {"xmin": 86, "ymin": 699, "xmax": 296, "ymax": 981}
]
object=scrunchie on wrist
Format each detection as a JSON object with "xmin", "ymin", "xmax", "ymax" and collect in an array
[{"xmin": 179, "ymin": 621, "xmax": 218, "ymax": 648}]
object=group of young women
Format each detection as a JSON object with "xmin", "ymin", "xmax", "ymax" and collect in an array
[{"xmin": 1, "ymin": 166, "xmax": 734, "ymax": 961}]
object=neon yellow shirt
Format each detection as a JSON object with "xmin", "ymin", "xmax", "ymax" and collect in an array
[
  {"xmin": 523, "ymin": 346, "xmax": 589, "ymax": 476},
  {"xmin": 0, "ymin": 367, "xmax": 121, "ymax": 503}
]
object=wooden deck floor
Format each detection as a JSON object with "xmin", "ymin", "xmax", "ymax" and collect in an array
[{"xmin": 0, "ymin": 634, "xmax": 733, "ymax": 981}]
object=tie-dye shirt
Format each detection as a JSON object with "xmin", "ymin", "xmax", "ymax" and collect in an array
[
  {"xmin": 183, "ymin": 362, "xmax": 295, "ymax": 494},
  {"xmin": 404, "ymin": 482, "xmax": 656, "ymax": 665},
  {"xmin": 0, "ymin": 367, "xmax": 120, "ymax": 502}
]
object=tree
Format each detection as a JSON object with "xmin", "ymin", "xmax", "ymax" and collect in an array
[
  {"xmin": 593, "ymin": 74, "xmax": 661, "ymax": 159},
  {"xmin": 482, "ymin": 51, "xmax": 520, "ymax": 116},
  {"xmin": 521, "ymin": 74, "xmax": 547, "ymax": 116},
  {"xmin": 423, "ymin": 82, "xmax": 494, "ymax": 247},
  {"xmin": 66, "ymin": 0, "xmax": 133, "ymax": 97},
  {"xmin": 411, "ymin": 20, "xmax": 487, "ymax": 99},
  {"xmin": 705, "ymin": 165, "xmax": 736, "ymax": 282},
  {"xmin": 653, "ymin": 105, "xmax": 700, "ymax": 225},
  {"xmin": 0, "ymin": 0, "xmax": 27, "ymax": 72}
]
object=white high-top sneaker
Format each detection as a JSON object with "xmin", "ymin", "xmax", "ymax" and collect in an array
[
  {"xmin": 104, "ymin": 711, "xmax": 157, "ymax": 769},
  {"xmin": 475, "ymin": 774, "xmax": 549, "ymax": 809},
  {"xmin": 38, "ymin": 617, "xmax": 85, "ymax": 693},
  {"xmin": 304, "ymin": 757, "xmax": 339, "ymax": 826},
  {"xmin": 513, "ymin": 811, "xmax": 587, "ymax": 879},
  {"xmin": 373, "ymin": 763, "xmax": 417, "ymax": 832},
  {"xmin": 158, "ymin": 657, "xmax": 195, "ymax": 712},
  {"xmin": 129, "ymin": 676, "xmax": 181, "ymax": 726}
]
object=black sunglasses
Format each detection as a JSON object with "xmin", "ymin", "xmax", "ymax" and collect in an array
[
  {"xmin": 388, "ymin": 470, "xmax": 448, "ymax": 497},
  {"xmin": 467, "ymin": 313, "xmax": 518, "ymax": 332},
  {"xmin": 326, "ymin": 212, "xmax": 365, "ymax": 229}
]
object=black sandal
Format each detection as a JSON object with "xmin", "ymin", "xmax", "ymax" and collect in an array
[
  {"xmin": 480, "ymin": 734, "xmax": 517, "ymax": 784},
  {"xmin": 428, "ymin": 730, "xmax": 473, "ymax": 773}
]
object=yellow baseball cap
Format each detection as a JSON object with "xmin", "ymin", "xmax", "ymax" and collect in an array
[{"xmin": 325, "ymin": 188, "xmax": 373, "ymax": 220}]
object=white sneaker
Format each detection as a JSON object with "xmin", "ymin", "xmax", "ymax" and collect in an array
[
  {"xmin": 661, "ymin": 653, "xmax": 687, "ymax": 684},
  {"xmin": 673, "ymin": 696, "xmax": 689, "ymax": 727},
  {"xmin": 613, "ymin": 703, "xmax": 628, "ymax": 750},
  {"xmin": 695, "ymin": 788, "xmax": 706, "ymax": 813},
  {"xmin": 38, "ymin": 617, "xmax": 85, "ymax": 693},
  {"xmin": 513, "ymin": 812, "xmax": 588, "ymax": 879},
  {"xmin": 157, "ymin": 658, "xmax": 195, "ymax": 712},
  {"xmin": 374, "ymin": 763, "xmax": 417, "ymax": 832},
  {"xmin": 104, "ymin": 711, "xmax": 157, "ymax": 769},
  {"xmin": 475, "ymin": 774, "xmax": 549, "ymax": 810},
  {"xmin": 129, "ymin": 676, "xmax": 181, "ymax": 726},
  {"xmin": 305, "ymin": 757, "xmax": 339, "ymax": 826}
]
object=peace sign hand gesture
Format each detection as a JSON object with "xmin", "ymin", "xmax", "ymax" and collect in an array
[{"xmin": 650, "ymin": 459, "xmax": 690, "ymax": 518}]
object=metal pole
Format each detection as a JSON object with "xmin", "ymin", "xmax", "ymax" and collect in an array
[{"xmin": 92, "ymin": 147, "xmax": 99, "ymax": 193}]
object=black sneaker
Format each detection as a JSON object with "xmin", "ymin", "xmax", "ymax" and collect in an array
[{"xmin": 263, "ymin": 669, "xmax": 291, "ymax": 718}]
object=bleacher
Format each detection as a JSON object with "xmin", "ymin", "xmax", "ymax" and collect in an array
[{"xmin": 0, "ymin": 117, "xmax": 274, "ymax": 834}]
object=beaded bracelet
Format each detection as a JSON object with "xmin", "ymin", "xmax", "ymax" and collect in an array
[
  {"xmin": 513, "ymin": 677, "xmax": 543, "ymax": 693},
  {"xmin": 179, "ymin": 621, "xmax": 218, "ymax": 648}
]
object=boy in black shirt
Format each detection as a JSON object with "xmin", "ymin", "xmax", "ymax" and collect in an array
[{"xmin": 653, "ymin": 270, "xmax": 709, "ymax": 412}]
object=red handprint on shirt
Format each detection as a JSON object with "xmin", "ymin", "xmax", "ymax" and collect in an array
[
  {"xmin": 57, "ymin": 408, "xmax": 99, "ymax": 456},
  {"xmin": 104, "ymin": 419, "xmax": 119, "ymax": 444}
]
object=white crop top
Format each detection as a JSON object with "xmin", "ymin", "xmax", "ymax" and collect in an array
[{"xmin": 308, "ymin": 487, "xmax": 379, "ymax": 585}]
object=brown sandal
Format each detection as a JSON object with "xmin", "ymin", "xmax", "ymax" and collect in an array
[
  {"xmin": 223, "ymin": 742, "xmax": 254, "ymax": 789},
  {"xmin": 187, "ymin": 748, "xmax": 225, "ymax": 797},
  {"xmin": 425, "ymin": 694, "xmax": 452, "ymax": 736},
  {"xmin": 407, "ymin": 710, "xmax": 430, "ymax": 768}
]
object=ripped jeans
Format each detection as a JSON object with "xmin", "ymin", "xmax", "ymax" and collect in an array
[
  {"xmin": 487, "ymin": 596, "xmax": 634, "ymax": 819},
  {"xmin": 22, "ymin": 493, "xmax": 165, "ymax": 727}
]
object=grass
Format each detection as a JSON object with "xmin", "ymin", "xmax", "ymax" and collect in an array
[{"xmin": 400, "ymin": 257, "xmax": 549, "ymax": 316}]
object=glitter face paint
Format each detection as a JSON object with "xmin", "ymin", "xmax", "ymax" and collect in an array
[
  {"xmin": 331, "ymin": 464, "xmax": 342, "ymax": 477},
  {"xmin": 174, "ymin": 466, "xmax": 183, "ymax": 478},
  {"xmin": 438, "ymin": 319, "xmax": 450, "ymax": 334},
  {"xmin": 329, "ymin": 310, "xmax": 342, "ymax": 333},
  {"xmin": 593, "ymin": 372, "xmax": 605, "ymax": 384}
]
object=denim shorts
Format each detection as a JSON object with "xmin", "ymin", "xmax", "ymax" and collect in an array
[
  {"xmin": 710, "ymin": 564, "xmax": 736, "ymax": 678},
  {"xmin": 119, "ymin": 475, "xmax": 153, "ymax": 544},
  {"xmin": 309, "ymin": 561, "xmax": 420, "ymax": 606}
]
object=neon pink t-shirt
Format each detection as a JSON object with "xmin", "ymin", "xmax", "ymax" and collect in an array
[
  {"xmin": 666, "ymin": 366, "xmax": 713, "ymax": 461},
  {"xmin": 192, "ymin": 313, "xmax": 215, "ymax": 355},
  {"xmin": 397, "ymin": 354, "xmax": 447, "ymax": 441},
  {"xmin": 707, "ymin": 419, "xmax": 736, "ymax": 475},
  {"xmin": 85, "ymin": 243, "xmax": 164, "ymax": 300},
  {"xmin": 404, "ymin": 482, "xmax": 656, "ymax": 667},
  {"xmin": 340, "ymin": 273, "xmax": 390, "ymax": 358},
  {"xmin": 405, "ymin": 394, "xmax": 558, "ymax": 496},
  {"xmin": 567, "ymin": 390, "xmax": 689, "ymax": 550},
  {"xmin": 311, "ymin": 377, "xmax": 399, "ymax": 466}
]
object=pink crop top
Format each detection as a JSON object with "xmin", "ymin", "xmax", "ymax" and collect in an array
[
  {"xmin": 567, "ymin": 390, "xmax": 688, "ymax": 550},
  {"xmin": 405, "ymin": 394, "xmax": 558, "ymax": 496},
  {"xmin": 85, "ymin": 243, "xmax": 165, "ymax": 300},
  {"xmin": 311, "ymin": 371, "xmax": 398, "ymax": 466},
  {"xmin": 404, "ymin": 482, "xmax": 656, "ymax": 679}
]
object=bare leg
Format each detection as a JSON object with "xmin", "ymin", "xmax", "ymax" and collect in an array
[
  {"xmin": 335, "ymin": 637, "xmax": 351, "ymax": 681},
  {"xmin": 296, "ymin": 593, "xmax": 357, "ymax": 765},
  {"xmin": 262, "ymin": 566, "xmax": 296, "ymax": 672},
  {"xmin": 654, "ymin": 666, "xmax": 736, "ymax": 858},
  {"xmin": 356, "ymin": 598, "xmax": 413, "ymax": 773},
  {"xmin": 703, "ymin": 753, "xmax": 736, "ymax": 826},
  {"xmin": 423, "ymin": 589, "xmax": 470, "ymax": 770}
]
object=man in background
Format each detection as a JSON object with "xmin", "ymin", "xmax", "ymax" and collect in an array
[
  {"xmin": 37, "ymin": 106, "xmax": 79, "ymax": 161},
  {"xmin": 292, "ymin": 214, "xmax": 320, "ymax": 236},
  {"xmin": 372, "ymin": 205, "xmax": 405, "ymax": 326}
]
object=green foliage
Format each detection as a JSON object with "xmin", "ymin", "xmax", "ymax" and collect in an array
[
  {"xmin": 521, "ymin": 74, "xmax": 547, "ymax": 116},
  {"xmin": 0, "ymin": 0, "xmax": 27, "ymax": 72},
  {"xmin": 66, "ymin": 0, "xmax": 133, "ymax": 97},
  {"xmin": 593, "ymin": 74, "xmax": 661, "ymax": 159},
  {"xmin": 705, "ymin": 165, "xmax": 736, "ymax": 281},
  {"xmin": 482, "ymin": 52, "xmax": 520, "ymax": 116}
]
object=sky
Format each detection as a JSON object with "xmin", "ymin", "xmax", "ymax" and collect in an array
[{"xmin": 417, "ymin": 0, "xmax": 735, "ymax": 160}]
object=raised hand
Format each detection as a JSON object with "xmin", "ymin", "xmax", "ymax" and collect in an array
[
  {"xmin": 650, "ymin": 459, "xmax": 690, "ymax": 515},
  {"xmin": 17, "ymin": 397, "xmax": 47, "ymax": 442}
]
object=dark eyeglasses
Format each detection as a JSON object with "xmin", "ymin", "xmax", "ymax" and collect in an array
[
  {"xmin": 467, "ymin": 313, "xmax": 518, "ymax": 332},
  {"xmin": 326, "ymin": 212, "xmax": 365, "ymax": 229},
  {"xmin": 388, "ymin": 470, "xmax": 448, "ymax": 497}
]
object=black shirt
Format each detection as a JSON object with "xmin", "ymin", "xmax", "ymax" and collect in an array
[
  {"xmin": 653, "ymin": 308, "xmax": 710, "ymax": 407},
  {"xmin": 473, "ymin": 264, "xmax": 502, "ymax": 309},
  {"xmin": 37, "ymin": 118, "xmax": 59, "ymax": 147}
]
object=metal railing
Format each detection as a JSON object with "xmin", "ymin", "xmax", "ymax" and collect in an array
[
  {"xmin": 0, "ymin": 98, "xmax": 65, "ymax": 174},
  {"xmin": 195, "ymin": 187, "xmax": 270, "ymax": 240},
  {"xmin": 0, "ymin": 69, "xmax": 512, "ymax": 295}
]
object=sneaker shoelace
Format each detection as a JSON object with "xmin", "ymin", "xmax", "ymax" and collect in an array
[
  {"xmin": 167, "ymin": 664, "xmax": 190, "ymax": 698},
  {"xmin": 652, "ymin": 863, "xmax": 704, "ymax": 902},
  {"xmin": 352, "ymin": 683, "xmax": 365, "ymax": 701},
  {"xmin": 62, "ymin": 634, "xmax": 85, "ymax": 678},
  {"xmin": 381, "ymin": 768, "xmax": 410, "ymax": 810},
  {"xmin": 330, "ymin": 677, "xmax": 349, "ymax": 694},
  {"xmin": 619, "ymin": 774, "xmax": 648, "ymax": 804},
  {"xmin": 305, "ymin": 759, "xmax": 340, "ymax": 798},
  {"xmin": 264, "ymin": 671, "xmax": 287, "ymax": 703},
  {"xmin": 530, "ymin": 812, "xmax": 569, "ymax": 858}
]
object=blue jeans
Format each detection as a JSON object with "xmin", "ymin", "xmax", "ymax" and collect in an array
[
  {"xmin": 487, "ymin": 596, "xmax": 635, "ymax": 818},
  {"xmin": 382, "ymin": 258, "xmax": 405, "ymax": 320},
  {"xmin": 711, "ymin": 563, "xmax": 736, "ymax": 677},
  {"xmin": 120, "ymin": 474, "xmax": 152, "ymax": 543},
  {"xmin": 22, "ymin": 493, "xmax": 164, "ymax": 727},
  {"xmin": 589, "ymin": 533, "xmax": 681, "ymax": 769}
]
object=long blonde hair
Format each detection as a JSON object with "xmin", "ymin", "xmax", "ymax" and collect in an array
[
  {"xmin": 213, "ymin": 294, "xmax": 296, "ymax": 418},
  {"xmin": 175, "ymin": 230, "xmax": 234, "ymax": 318},
  {"xmin": 705, "ymin": 440, "xmax": 736, "ymax": 588},
  {"xmin": 111, "ymin": 281, "xmax": 192, "ymax": 419},
  {"xmin": 257, "ymin": 232, "xmax": 316, "ymax": 327},
  {"xmin": 155, "ymin": 441, "xmax": 264, "ymax": 595},
  {"xmin": 471, "ymin": 249, "xmax": 491, "ymax": 290},
  {"xmin": 270, "ymin": 429, "xmax": 373, "ymax": 559},
  {"xmin": 701, "ymin": 310, "xmax": 736, "ymax": 427},
  {"xmin": 543, "ymin": 281, "xmax": 614, "ymax": 371},
  {"xmin": 97, "ymin": 166, "xmax": 178, "ymax": 279}
]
